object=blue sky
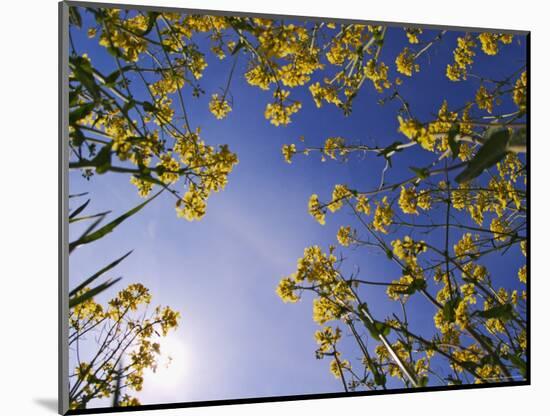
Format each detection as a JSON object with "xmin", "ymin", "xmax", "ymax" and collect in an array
[{"xmin": 68, "ymin": 8, "xmax": 527, "ymax": 406}]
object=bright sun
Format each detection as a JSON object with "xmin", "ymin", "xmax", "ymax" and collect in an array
[{"xmin": 142, "ymin": 334, "xmax": 188, "ymax": 393}]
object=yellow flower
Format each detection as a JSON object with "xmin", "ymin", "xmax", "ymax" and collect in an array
[
  {"xmin": 336, "ymin": 226, "xmax": 352, "ymax": 247},
  {"xmin": 276, "ymin": 277, "xmax": 300, "ymax": 302},
  {"xmin": 308, "ymin": 194, "xmax": 326, "ymax": 225},
  {"xmin": 315, "ymin": 326, "xmax": 342, "ymax": 353},
  {"xmin": 405, "ymin": 28, "xmax": 422, "ymax": 44},
  {"xmin": 478, "ymin": 33, "xmax": 513, "ymax": 55},
  {"xmin": 446, "ymin": 36, "xmax": 476, "ymax": 81},
  {"xmin": 282, "ymin": 143, "xmax": 297, "ymax": 163},
  {"xmin": 518, "ymin": 265, "xmax": 527, "ymax": 284},
  {"xmin": 324, "ymin": 137, "xmax": 346, "ymax": 160},
  {"xmin": 209, "ymin": 94, "xmax": 232, "ymax": 119},
  {"xmin": 355, "ymin": 195, "xmax": 371, "ymax": 215},
  {"xmin": 490, "ymin": 217, "xmax": 511, "ymax": 241},
  {"xmin": 329, "ymin": 355, "xmax": 350, "ymax": 379},
  {"xmin": 513, "ymin": 71, "xmax": 527, "ymax": 111},
  {"xmin": 475, "ymin": 85, "xmax": 493, "ymax": 113},
  {"xmin": 395, "ymin": 47, "xmax": 419, "ymax": 77},
  {"xmin": 264, "ymin": 90, "xmax": 302, "ymax": 126},
  {"xmin": 364, "ymin": 59, "xmax": 391, "ymax": 92},
  {"xmin": 245, "ymin": 65, "xmax": 274, "ymax": 90},
  {"xmin": 373, "ymin": 196, "xmax": 393, "ymax": 234},
  {"xmin": 176, "ymin": 185, "xmax": 207, "ymax": 221},
  {"xmin": 398, "ymin": 186, "xmax": 419, "ymax": 214},
  {"xmin": 328, "ymin": 184, "xmax": 352, "ymax": 213},
  {"xmin": 309, "ymin": 82, "xmax": 342, "ymax": 108},
  {"xmin": 130, "ymin": 176, "xmax": 153, "ymax": 197},
  {"xmin": 454, "ymin": 233, "xmax": 478, "ymax": 258}
]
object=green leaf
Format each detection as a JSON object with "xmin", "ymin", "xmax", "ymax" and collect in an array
[
  {"xmin": 90, "ymin": 145, "xmax": 112, "ymax": 174},
  {"xmin": 142, "ymin": 101, "xmax": 156, "ymax": 113},
  {"xmin": 400, "ymin": 278, "xmax": 427, "ymax": 295},
  {"xmin": 69, "ymin": 199, "xmax": 90, "ymax": 220},
  {"xmin": 455, "ymin": 127, "xmax": 510, "ymax": 183},
  {"xmin": 373, "ymin": 372, "xmax": 387, "ymax": 386},
  {"xmin": 69, "ymin": 102, "xmax": 95, "ymax": 124},
  {"xmin": 443, "ymin": 297, "xmax": 460, "ymax": 322},
  {"xmin": 69, "ymin": 127, "xmax": 86, "ymax": 147},
  {"xmin": 69, "ymin": 192, "xmax": 89, "ymax": 199},
  {"xmin": 69, "ymin": 250, "xmax": 133, "ymax": 297},
  {"xmin": 508, "ymin": 127, "xmax": 527, "ymax": 153},
  {"xmin": 447, "ymin": 124, "xmax": 461, "ymax": 159},
  {"xmin": 363, "ymin": 319, "xmax": 391, "ymax": 339},
  {"xmin": 69, "ymin": 210, "xmax": 112, "ymax": 224},
  {"xmin": 71, "ymin": 57, "xmax": 101, "ymax": 101},
  {"xmin": 69, "ymin": 7, "xmax": 82, "ymax": 28},
  {"xmin": 104, "ymin": 70, "xmax": 122, "ymax": 86},
  {"xmin": 69, "ymin": 190, "xmax": 163, "ymax": 251},
  {"xmin": 69, "ymin": 278, "xmax": 121, "ymax": 309},
  {"xmin": 508, "ymin": 354, "xmax": 527, "ymax": 377},
  {"xmin": 418, "ymin": 375, "xmax": 429, "ymax": 387},
  {"xmin": 409, "ymin": 166, "xmax": 430, "ymax": 180},
  {"xmin": 474, "ymin": 303, "xmax": 514, "ymax": 322},
  {"xmin": 141, "ymin": 12, "xmax": 160, "ymax": 36}
]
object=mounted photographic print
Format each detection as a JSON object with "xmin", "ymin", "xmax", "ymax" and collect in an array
[{"xmin": 59, "ymin": 1, "xmax": 529, "ymax": 414}]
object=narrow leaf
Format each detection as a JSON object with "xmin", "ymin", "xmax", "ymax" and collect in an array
[
  {"xmin": 455, "ymin": 127, "xmax": 510, "ymax": 183},
  {"xmin": 69, "ymin": 190, "xmax": 162, "ymax": 251},
  {"xmin": 69, "ymin": 199, "xmax": 90, "ymax": 220},
  {"xmin": 69, "ymin": 210, "xmax": 112, "ymax": 224},
  {"xmin": 69, "ymin": 277, "xmax": 122, "ymax": 308},
  {"xmin": 69, "ymin": 250, "xmax": 133, "ymax": 297}
]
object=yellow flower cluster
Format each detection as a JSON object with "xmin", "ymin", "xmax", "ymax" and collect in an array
[
  {"xmin": 157, "ymin": 154, "xmax": 180, "ymax": 184},
  {"xmin": 478, "ymin": 33, "xmax": 513, "ymax": 56},
  {"xmin": 209, "ymin": 94, "xmax": 232, "ymax": 119},
  {"xmin": 309, "ymin": 82, "xmax": 342, "ymax": 108},
  {"xmin": 324, "ymin": 137, "xmax": 347, "ymax": 160},
  {"xmin": 475, "ymin": 85, "xmax": 493, "ymax": 113},
  {"xmin": 451, "ymin": 344, "xmax": 482, "ymax": 373},
  {"xmin": 264, "ymin": 90, "xmax": 302, "ymax": 126},
  {"xmin": 170, "ymin": 130, "xmax": 238, "ymax": 219},
  {"xmin": 513, "ymin": 71, "xmax": 527, "ymax": 111},
  {"xmin": 454, "ymin": 233, "xmax": 479, "ymax": 259},
  {"xmin": 282, "ymin": 143, "xmax": 297, "ymax": 163},
  {"xmin": 276, "ymin": 277, "xmax": 300, "ymax": 302},
  {"xmin": 98, "ymin": 12, "xmax": 149, "ymax": 62},
  {"xmin": 398, "ymin": 101, "xmax": 457, "ymax": 152},
  {"xmin": 395, "ymin": 48, "xmax": 419, "ymax": 77},
  {"xmin": 245, "ymin": 64, "xmax": 275, "ymax": 90},
  {"xmin": 355, "ymin": 195, "xmax": 371, "ymax": 215},
  {"xmin": 308, "ymin": 194, "xmax": 326, "ymax": 225},
  {"xmin": 392, "ymin": 236, "xmax": 427, "ymax": 265},
  {"xmin": 336, "ymin": 225, "xmax": 353, "ymax": 247},
  {"xmin": 176, "ymin": 184, "xmax": 207, "ymax": 221},
  {"xmin": 315, "ymin": 326, "xmax": 342, "ymax": 353},
  {"xmin": 278, "ymin": 50, "xmax": 323, "ymax": 87},
  {"xmin": 460, "ymin": 283, "xmax": 477, "ymax": 304},
  {"xmin": 364, "ymin": 59, "xmax": 391, "ymax": 92},
  {"xmin": 518, "ymin": 265, "xmax": 527, "ymax": 283},
  {"xmin": 329, "ymin": 354, "xmax": 351, "ymax": 379},
  {"xmin": 404, "ymin": 28, "xmax": 422, "ymax": 44},
  {"xmin": 446, "ymin": 36, "xmax": 476, "ymax": 81},
  {"xmin": 328, "ymin": 184, "xmax": 353, "ymax": 213},
  {"xmin": 130, "ymin": 177, "xmax": 153, "ymax": 198},
  {"xmin": 372, "ymin": 196, "xmax": 393, "ymax": 234},
  {"xmin": 398, "ymin": 186, "xmax": 431, "ymax": 214},
  {"xmin": 490, "ymin": 217, "xmax": 511, "ymax": 241}
]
